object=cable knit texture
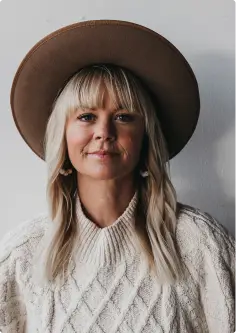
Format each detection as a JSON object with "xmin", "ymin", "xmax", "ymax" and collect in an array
[{"xmin": 0, "ymin": 191, "xmax": 235, "ymax": 333}]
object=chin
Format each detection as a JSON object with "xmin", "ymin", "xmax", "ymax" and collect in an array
[
  {"xmin": 80, "ymin": 169, "xmax": 131, "ymax": 181},
  {"xmin": 89, "ymin": 172, "xmax": 122, "ymax": 180}
]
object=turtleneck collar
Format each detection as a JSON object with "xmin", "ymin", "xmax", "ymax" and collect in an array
[{"xmin": 74, "ymin": 190, "xmax": 142, "ymax": 267}]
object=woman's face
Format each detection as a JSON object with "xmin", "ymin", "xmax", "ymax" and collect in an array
[{"xmin": 65, "ymin": 93, "xmax": 145, "ymax": 181}]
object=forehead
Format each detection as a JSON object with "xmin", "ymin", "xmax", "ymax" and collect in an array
[
  {"xmin": 76, "ymin": 89, "xmax": 126, "ymax": 113},
  {"xmin": 97, "ymin": 91, "xmax": 120, "ymax": 111}
]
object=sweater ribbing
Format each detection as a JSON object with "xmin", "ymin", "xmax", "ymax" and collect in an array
[{"xmin": 74, "ymin": 190, "xmax": 142, "ymax": 266}]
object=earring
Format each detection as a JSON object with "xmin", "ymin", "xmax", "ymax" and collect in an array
[
  {"xmin": 59, "ymin": 168, "xmax": 73, "ymax": 176},
  {"xmin": 140, "ymin": 170, "xmax": 149, "ymax": 178}
]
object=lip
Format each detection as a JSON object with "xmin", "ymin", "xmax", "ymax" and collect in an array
[
  {"xmin": 87, "ymin": 150, "xmax": 118, "ymax": 159},
  {"xmin": 88, "ymin": 150, "xmax": 118, "ymax": 155}
]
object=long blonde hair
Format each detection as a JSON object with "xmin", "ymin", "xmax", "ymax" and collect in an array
[{"xmin": 40, "ymin": 64, "xmax": 185, "ymax": 286}]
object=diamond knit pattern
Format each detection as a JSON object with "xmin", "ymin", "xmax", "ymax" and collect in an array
[{"xmin": 0, "ymin": 193, "xmax": 235, "ymax": 333}]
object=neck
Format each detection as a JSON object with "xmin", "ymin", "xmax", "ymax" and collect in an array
[{"xmin": 76, "ymin": 174, "xmax": 137, "ymax": 228}]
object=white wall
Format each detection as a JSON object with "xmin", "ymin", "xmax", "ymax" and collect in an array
[{"xmin": 0, "ymin": 0, "xmax": 234, "ymax": 237}]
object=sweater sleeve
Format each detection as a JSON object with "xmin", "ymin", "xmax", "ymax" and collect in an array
[
  {"xmin": 0, "ymin": 230, "xmax": 27, "ymax": 333},
  {"xmin": 182, "ymin": 211, "xmax": 236, "ymax": 333},
  {"xmin": 177, "ymin": 205, "xmax": 235, "ymax": 333},
  {"xmin": 198, "ymin": 213, "xmax": 235, "ymax": 333}
]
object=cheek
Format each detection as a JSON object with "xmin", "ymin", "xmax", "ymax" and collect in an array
[
  {"xmin": 120, "ymin": 129, "xmax": 144, "ymax": 158},
  {"xmin": 66, "ymin": 126, "xmax": 91, "ymax": 148}
]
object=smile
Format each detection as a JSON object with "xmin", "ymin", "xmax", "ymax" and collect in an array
[{"xmin": 87, "ymin": 151, "xmax": 119, "ymax": 160}]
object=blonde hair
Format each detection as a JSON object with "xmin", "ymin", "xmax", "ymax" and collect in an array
[{"xmin": 39, "ymin": 64, "xmax": 185, "ymax": 286}]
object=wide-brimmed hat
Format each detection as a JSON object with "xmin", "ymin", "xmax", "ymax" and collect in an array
[{"xmin": 10, "ymin": 19, "xmax": 200, "ymax": 161}]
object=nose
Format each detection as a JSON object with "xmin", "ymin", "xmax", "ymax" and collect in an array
[{"xmin": 94, "ymin": 119, "xmax": 116, "ymax": 142}]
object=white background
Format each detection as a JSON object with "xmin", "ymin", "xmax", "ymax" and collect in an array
[{"xmin": 0, "ymin": 0, "xmax": 234, "ymax": 237}]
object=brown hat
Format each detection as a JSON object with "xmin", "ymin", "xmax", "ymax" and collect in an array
[{"xmin": 10, "ymin": 19, "xmax": 200, "ymax": 161}]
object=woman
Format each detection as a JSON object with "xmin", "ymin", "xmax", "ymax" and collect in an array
[{"xmin": 0, "ymin": 20, "xmax": 234, "ymax": 333}]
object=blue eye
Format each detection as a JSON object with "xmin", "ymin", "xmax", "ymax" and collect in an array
[
  {"xmin": 115, "ymin": 114, "xmax": 134, "ymax": 122},
  {"xmin": 77, "ymin": 114, "xmax": 95, "ymax": 122},
  {"xmin": 77, "ymin": 113, "xmax": 134, "ymax": 122}
]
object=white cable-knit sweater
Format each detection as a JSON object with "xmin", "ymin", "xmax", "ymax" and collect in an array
[{"xmin": 0, "ymin": 192, "xmax": 235, "ymax": 333}]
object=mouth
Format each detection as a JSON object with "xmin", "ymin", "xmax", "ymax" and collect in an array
[
  {"xmin": 87, "ymin": 150, "xmax": 119, "ymax": 159},
  {"xmin": 88, "ymin": 150, "xmax": 118, "ymax": 156}
]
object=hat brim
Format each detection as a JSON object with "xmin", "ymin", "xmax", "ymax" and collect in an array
[{"xmin": 10, "ymin": 19, "xmax": 200, "ymax": 161}]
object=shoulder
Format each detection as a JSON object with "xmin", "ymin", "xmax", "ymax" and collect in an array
[
  {"xmin": 0, "ymin": 214, "xmax": 51, "ymax": 329},
  {"xmin": 0, "ymin": 212, "xmax": 51, "ymax": 265},
  {"xmin": 176, "ymin": 201, "xmax": 234, "ymax": 245},
  {"xmin": 175, "ymin": 202, "xmax": 235, "ymax": 264}
]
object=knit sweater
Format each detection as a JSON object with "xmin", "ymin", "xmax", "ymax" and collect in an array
[{"xmin": 0, "ymin": 191, "xmax": 235, "ymax": 333}]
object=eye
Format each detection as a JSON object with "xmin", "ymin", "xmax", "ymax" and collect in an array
[
  {"xmin": 77, "ymin": 113, "xmax": 95, "ymax": 122},
  {"xmin": 115, "ymin": 114, "xmax": 134, "ymax": 122}
]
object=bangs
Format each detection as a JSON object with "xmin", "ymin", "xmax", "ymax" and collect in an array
[{"xmin": 63, "ymin": 65, "xmax": 145, "ymax": 118}]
